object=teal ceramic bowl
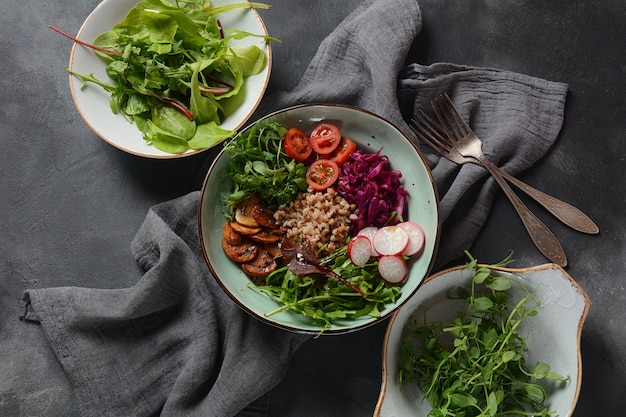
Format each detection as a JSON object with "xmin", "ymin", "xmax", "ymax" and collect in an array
[
  {"xmin": 198, "ymin": 103, "xmax": 440, "ymax": 334},
  {"xmin": 375, "ymin": 263, "xmax": 590, "ymax": 416}
]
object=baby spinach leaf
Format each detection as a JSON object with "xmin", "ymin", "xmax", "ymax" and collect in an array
[
  {"xmin": 187, "ymin": 122, "xmax": 234, "ymax": 150},
  {"xmin": 60, "ymin": 0, "xmax": 273, "ymax": 154},
  {"xmin": 143, "ymin": 120, "xmax": 190, "ymax": 154},
  {"xmin": 151, "ymin": 104, "xmax": 196, "ymax": 140}
]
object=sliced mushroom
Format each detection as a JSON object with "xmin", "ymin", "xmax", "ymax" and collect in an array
[
  {"xmin": 248, "ymin": 230, "xmax": 281, "ymax": 244},
  {"xmin": 242, "ymin": 247, "xmax": 278, "ymax": 282},
  {"xmin": 229, "ymin": 221, "xmax": 262, "ymax": 236},
  {"xmin": 222, "ymin": 221, "xmax": 244, "ymax": 245},
  {"xmin": 221, "ymin": 238, "xmax": 258, "ymax": 263},
  {"xmin": 235, "ymin": 195, "xmax": 261, "ymax": 227},
  {"xmin": 265, "ymin": 242, "xmax": 282, "ymax": 259},
  {"xmin": 252, "ymin": 204, "xmax": 279, "ymax": 229},
  {"xmin": 270, "ymin": 227, "xmax": 286, "ymax": 236}
]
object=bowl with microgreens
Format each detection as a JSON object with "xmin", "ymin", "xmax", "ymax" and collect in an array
[
  {"xmin": 375, "ymin": 253, "xmax": 590, "ymax": 417},
  {"xmin": 198, "ymin": 103, "xmax": 440, "ymax": 335},
  {"xmin": 58, "ymin": 0, "xmax": 273, "ymax": 158}
]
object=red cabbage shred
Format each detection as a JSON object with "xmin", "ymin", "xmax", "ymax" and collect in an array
[{"xmin": 337, "ymin": 148, "xmax": 408, "ymax": 234}]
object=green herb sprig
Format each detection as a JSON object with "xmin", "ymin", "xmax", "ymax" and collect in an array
[{"xmin": 398, "ymin": 252, "xmax": 569, "ymax": 417}]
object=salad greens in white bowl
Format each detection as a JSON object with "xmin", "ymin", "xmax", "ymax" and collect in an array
[
  {"xmin": 198, "ymin": 104, "xmax": 440, "ymax": 335},
  {"xmin": 375, "ymin": 256, "xmax": 590, "ymax": 417},
  {"xmin": 65, "ymin": 0, "xmax": 272, "ymax": 158}
]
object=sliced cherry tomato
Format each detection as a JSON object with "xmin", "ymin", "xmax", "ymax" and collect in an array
[
  {"xmin": 283, "ymin": 127, "xmax": 312, "ymax": 161},
  {"xmin": 305, "ymin": 159, "xmax": 340, "ymax": 190},
  {"xmin": 328, "ymin": 137, "xmax": 357, "ymax": 165},
  {"xmin": 310, "ymin": 122, "xmax": 341, "ymax": 154}
]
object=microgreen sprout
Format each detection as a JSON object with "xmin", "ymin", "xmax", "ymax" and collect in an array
[
  {"xmin": 223, "ymin": 118, "xmax": 308, "ymax": 211},
  {"xmin": 398, "ymin": 251, "xmax": 569, "ymax": 416}
]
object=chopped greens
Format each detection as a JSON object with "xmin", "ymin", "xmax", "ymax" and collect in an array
[
  {"xmin": 252, "ymin": 244, "xmax": 402, "ymax": 334},
  {"xmin": 223, "ymin": 118, "xmax": 308, "ymax": 211},
  {"xmin": 398, "ymin": 252, "xmax": 569, "ymax": 417},
  {"xmin": 64, "ymin": 0, "xmax": 275, "ymax": 153}
]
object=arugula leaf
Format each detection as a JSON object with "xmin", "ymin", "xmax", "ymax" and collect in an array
[{"xmin": 252, "ymin": 245, "xmax": 402, "ymax": 335}]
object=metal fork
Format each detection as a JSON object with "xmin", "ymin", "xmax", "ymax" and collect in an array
[
  {"xmin": 410, "ymin": 110, "xmax": 599, "ymax": 235},
  {"xmin": 430, "ymin": 93, "xmax": 568, "ymax": 267}
]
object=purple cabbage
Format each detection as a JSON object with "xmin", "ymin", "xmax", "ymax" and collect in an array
[{"xmin": 337, "ymin": 148, "xmax": 408, "ymax": 234}]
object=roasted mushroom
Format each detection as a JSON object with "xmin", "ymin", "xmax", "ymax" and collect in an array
[
  {"xmin": 242, "ymin": 248, "xmax": 278, "ymax": 283},
  {"xmin": 221, "ymin": 238, "xmax": 258, "ymax": 263}
]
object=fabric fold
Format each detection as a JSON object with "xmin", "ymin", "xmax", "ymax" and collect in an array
[
  {"xmin": 23, "ymin": 192, "xmax": 308, "ymax": 417},
  {"xmin": 397, "ymin": 63, "xmax": 568, "ymax": 266},
  {"xmin": 258, "ymin": 0, "xmax": 422, "ymax": 131}
]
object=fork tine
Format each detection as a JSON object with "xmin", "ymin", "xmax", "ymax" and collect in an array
[
  {"xmin": 431, "ymin": 93, "xmax": 471, "ymax": 140},
  {"xmin": 409, "ymin": 120, "xmax": 448, "ymax": 157},
  {"xmin": 410, "ymin": 110, "xmax": 453, "ymax": 151}
]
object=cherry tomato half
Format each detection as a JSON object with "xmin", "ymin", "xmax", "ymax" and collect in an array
[
  {"xmin": 305, "ymin": 159, "xmax": 340, "ymax": 190},
  {"xmin": 328, "ymin": 137, "xmax": 357, "ymax": 165},
  {"xmin": 283, "ymin": 128, "xmax": 312, "ymax": 161},
  {"xmin": 310, "ymin": 122, "xmax": 341, "ymax": 154}
]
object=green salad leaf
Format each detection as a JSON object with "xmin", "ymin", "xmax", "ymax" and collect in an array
[
  {"xmin": 66, "ymin": 0, "xmax": 275, "ymax": 153},
  {"xmin": 398, "ymin": 252, "xmax": 569, "ymax": 417}
]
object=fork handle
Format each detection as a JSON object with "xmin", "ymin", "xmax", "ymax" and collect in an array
[
  {"xmin": 478, "ymin": 156, "xmax": 568, "ymax": 267},
  {"xmin": 497, "ymin": 169, "xmax": 599, "ymax": 234}
]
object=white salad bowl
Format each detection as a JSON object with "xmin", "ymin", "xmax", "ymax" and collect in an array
[
  {"xmin": 375, "ymin": 263, "xmax": 590, "ymax": 417},
  {"xmin": 67, "ymin": 0, "xmax": 271, "ymax": 158},
  {"xmin": 198, "ymin": 103, "xmax": 440, "ymax": 334}
]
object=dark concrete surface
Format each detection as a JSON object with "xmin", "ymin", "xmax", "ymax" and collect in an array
[{"xmin": 1, "ymin": 1, "xmax": 624, "ymax": 416}]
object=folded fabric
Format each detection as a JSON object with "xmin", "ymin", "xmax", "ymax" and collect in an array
[
  {"xmin": 398, "ymin": 63, "xmax": 568, "ymax": 267},
  {"xmin": 21, "ymin": 0, "xmax": 568, "ymax": 416},
  {"xmin": 23, "ymin": 192, "xmax": 307, "ymax": 417},
  {"xmin": 261, "ymin": 4, "xmax": 568, "ymax": 268}
]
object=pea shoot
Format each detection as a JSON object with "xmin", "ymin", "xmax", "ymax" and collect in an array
[{"xmin": 399, "ymin": 252, "xmax": 569, "ymax": 417}]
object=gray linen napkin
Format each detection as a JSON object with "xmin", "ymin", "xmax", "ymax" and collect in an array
[
  {"xmin": 398, "ymin": 64, "xmax": 568, "ymax": 267},
  {"xmin": 260, "ymin": 0, "xmax": 568, "ymax": 267},
  {"xmin": 23, "ymin": 192, "xmax": 307, "ymax": 417},
  {"xmin": 21, "ymin": 0, "xmax": 568, "ymax": 416}
]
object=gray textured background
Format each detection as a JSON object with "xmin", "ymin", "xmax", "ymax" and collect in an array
[{"xmin": 1, "ymin": 0, "xmax": 624, "ymax": 416}]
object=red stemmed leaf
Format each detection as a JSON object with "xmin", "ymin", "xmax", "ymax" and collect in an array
[
  {"xmin": 282, "ymin": 237, "xmax": 366, "ymax": 297},
  {"xmin": 49, "ymin": 25, "xmax": 122, "ymax": 56}
]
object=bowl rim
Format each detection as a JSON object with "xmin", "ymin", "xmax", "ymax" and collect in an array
[
  {"xmin": 374, "ymin": 262, "xmax": 591, "ymax": 416},
  {"xmin": 68, "ymin": 0, "xmax": 272, "ymax": 159},
  {"xmin": 197, "ymin": 102, "xmax": 441, "ymax": 335}
]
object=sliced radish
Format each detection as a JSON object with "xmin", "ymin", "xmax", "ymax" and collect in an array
[
  {"xmin": 378, "ymin": 255, "xmax": 408, "ymax": 285},
  {"xmin": 372, "ymin": 225, "xmax": 409, "ymax": 256},
  {"xmin": 357, "ymin": 226, "xmax": 379, "ymax": 257},
  {"xmin": 348, "ymin": 235, "xmax": 373, "ymax": 266},
  {"xmin": 398, "ymin": 221, "xmax": 426, "ymax": 257}
]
